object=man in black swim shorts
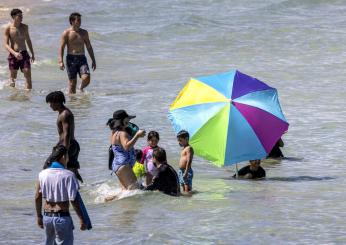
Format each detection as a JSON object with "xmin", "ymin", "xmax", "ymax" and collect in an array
[
  {"xmin": 44, "ymin": 91, "xmax": 83, "ymax": 182},
  {"xmin": 58, "ymin": 12, "xmax": 96, "ymax": 94}
]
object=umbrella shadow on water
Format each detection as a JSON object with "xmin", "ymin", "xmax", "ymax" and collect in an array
[{"xmin": 222, "ymin": 176, "xmax": 335, "ymax": 182}]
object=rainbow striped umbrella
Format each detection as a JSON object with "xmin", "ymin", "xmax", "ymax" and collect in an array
[{"xmin": 168, "ymin": 70, "xmax": 289, "ymax": 166}]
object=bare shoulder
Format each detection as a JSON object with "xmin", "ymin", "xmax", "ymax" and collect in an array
[
  {"xmin": 186, "ymin": 145, "xmax": 194, "ymax": 154},
  {"xmin": 62, "ymin": 28, "xmax": 70, "ymax": 37},
  {"xmin": 59, "ymin": 108, "xmax": 73, "ymax": 121},
  {"xmin": 80, "ymin": 28, "xmax": 88, "ymax": 35},
  {"xmin": 4, "ymin": 23, "xmax": 11, "ymax": 32}
]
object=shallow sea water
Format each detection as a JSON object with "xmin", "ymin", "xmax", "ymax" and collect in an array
[{"xmin": 0, "ymin": 0, "xmax": 346, "ymax": 244}]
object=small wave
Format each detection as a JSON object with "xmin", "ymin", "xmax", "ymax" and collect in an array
[
  {"xmin": 0, "ymin": 7, "xmax": 11, "ymax": 12},
  {"xmin": 90, "ymin": 182, "xmax": 144, "ymax": 203},
  {"xmin": 266, "ymin": 176, "xmax": 335, "ymax": 182},
  {"xmin": 32, "ymin": 58, "xmax": 57, "ymax": 67}
]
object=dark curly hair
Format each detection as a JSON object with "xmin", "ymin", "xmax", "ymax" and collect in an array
[{"xmin": 46, "ymin": 91, "xmax": 65, "ymax": 104}]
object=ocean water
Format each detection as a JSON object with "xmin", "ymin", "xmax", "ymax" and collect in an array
[{"xmin": 1, "ymin": 0, "xmax": 346, "ymax": 244}]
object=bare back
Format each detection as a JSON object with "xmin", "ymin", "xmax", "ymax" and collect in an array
[
  {"xmin": 4, "ymin": 23, "xmax": 28, "ymax": 51},
  {"xmin": 44, "ymin": 201, "xmax": 70, "ymax": 212},
  {"xmin": 63, "ymin": 28, "xmax": 88, "ymax": 55},
  {"xmin": 179, "ymin": 145, "xmax": 194, "ymax": 169},
  {"xmin": 57, "ymin": 108, "xmax": 75, "ymax": 143}
]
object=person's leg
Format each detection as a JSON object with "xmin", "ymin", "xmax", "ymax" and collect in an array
[
  {"xmin": 79, "ymin": 74, "xmax": 90, "ymax": 92},
  {"xmin": 54, "ymin": 216, "xmax": 74, "ymax": 245},
  {"xmin": 78, "ymin": 57, "xmax": 90, "ymax": 92},
  {"xmin": 22, "ymin": 68, "xmax": 32, "ymax": 90},
  {"xmin": 43, "ymin": 216, "xmax": 55, "ymax": 245},
  {"xmin": 116, "ymin": 165, "xmax": 139, "ymax": 190},
  {"xmin": 68, "ymin": 79, "xmax": 77, "ymax": 94},
  {"xmin": 9, "ymin": 69, "xmax": 17, "ymax": 87},
  {"xmin": 66, "ymin": 55, "xmax": 78, "ymax": 94}
]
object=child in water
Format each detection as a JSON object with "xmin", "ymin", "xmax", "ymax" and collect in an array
[
  {"xmin": 141, "ymin": 131, "xmax": 160, "ymax": 186},
  {"xmin": 234, "ymin": 159, "xmax": 266, "ymax": 179},
  {"xmin": 177, "ymin": 130, "xmax": 194, "ymax": 193},
  {"xmin": 132, "ymin": 149, "xmax": 145, "ymax": 183}
]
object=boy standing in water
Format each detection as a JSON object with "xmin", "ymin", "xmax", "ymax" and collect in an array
[
  {"xmin": 59, "ymin": 12, "xmax": 96, "ymax": 93},
  {"xmin": 3, "ymin": 8, "xmax": 35, "ymax": 89},
  {"xmin": 44, "ymin": 91, "xmax": 83, "ymax": 182},
  {"xmin": 177, "ymin": 130, "xmax": 194, "ymax": 193}
]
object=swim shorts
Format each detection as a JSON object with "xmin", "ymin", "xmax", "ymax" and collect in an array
[
  {"xmin": 178, "ymin": 168, "xmax": 193, "ymax": 188},
  {"xmin": 66, "ymin": 54, "xmax": 90, "ymax": 80},
  {"xmin": 44, "ymin": 140, "xmax": 80, "ymax": 169},
  {"xmin": 8, "ymin": 50, "xmax": 31, "ymax": 71}
]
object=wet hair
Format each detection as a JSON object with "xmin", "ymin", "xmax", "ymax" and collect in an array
[
  {"xmin": 69, "ymin": 12, "xmax": 81, "ymax": 25},
  {"xmin": 43, "ymin": 145, "xmax": 67, "ymax": 169},
  {"xmin": 106, "ymin": 118, "xmax": 125, "ymax": 131},
  {"xmin": 11, "ymin": 9, "xmax": 22, "ymax": 18},
  {"xmin": 147, "ymin": 131, "xmax": 159, "ymax": 141},
  {"xmin": 135, "ymin": 149, "xmax": 143, "ymax": 162},
  {"xmin": 46, "ymin": 91, "xmax": 65, "ymax": 104},
  {"xmin": 153, "ymin": 147, "xmax": 167, "ymax": 163},
  {"xmin": 177, "ymin": 130, "xmax": 189, "ymax": 139}
]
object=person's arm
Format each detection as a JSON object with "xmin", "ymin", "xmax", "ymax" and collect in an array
[
  {"xmin": 3, "ymin": 25, "xmax": 22, "ymax": 59},
  {"xmin": 140, "ymin": 147, "xmax": 147, "ymax": 164},
  {"xmin": 278, "ymin": 138, "xmax": 284, "ymax": 147},
  {"xmin": 119, "ymin": 130, "xmax": 145, "ymax": 151},
  {"xmin": 83, "ymin": 31, "xmax": 96, "ymax": 71},
  {"xmin": 24, "ymin": 25, "xmax": 34, "ymax": 62},
  {"xmin": 61, "ymin": 112, "xmax": 71, "ymax": 150},
  {"xmin": 183, "ymin": 146, "xmax": 193, "ymax": 178},
  {"xmin": 34, "ymin": 181, "xmax": 43, "ymax": 229},
  {"xmin": 144, "ymin": 175, "xmax": 159, "ymax": 191},
  {"xmin": 71, "ymin": 198, "xmax": 87, "ymax": 230},
  {"xmin": 58, "ymin": 30, "xmax": 67, "ymax": 70},
  {"xmin": 236, "ymin": 166, "xmax": 250, "ymax": 178}
]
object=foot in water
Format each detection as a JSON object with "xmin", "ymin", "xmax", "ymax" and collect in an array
[{"xmin": 105, "ymin": 195, "xmax": 118, "ymax": 202}]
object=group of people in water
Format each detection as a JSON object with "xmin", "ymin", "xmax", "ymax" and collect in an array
[
  {"xmin": 35, "ymin": 90, "xmax": 196, "ymax": 244},
  {"xmin": 4, "ymin": 8, "xmax": 285, "ymax": 244}
]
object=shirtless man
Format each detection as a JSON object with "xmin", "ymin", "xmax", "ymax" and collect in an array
[
  {"xmin": 177, "ymin": 130, "xmax": 194, "ymax": 193},
  {"xmin": 59, "ymin": 12, "xmax": 96, "ymax": 94},
  {"xmin": 44, "ymin": 91, "xmax": 83, "ymax": 182},
  {"xmin": 35, "ymin": 146, "xmax": 86, "ymax": 244},
  {"xmin": 3, "ymin": 9, "xmax": 35, "ymax": 89}
]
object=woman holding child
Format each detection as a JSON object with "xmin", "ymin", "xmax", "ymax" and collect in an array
[{"xmin": 107, "ymin": 110, "xmax": 146, "ymax": 190}]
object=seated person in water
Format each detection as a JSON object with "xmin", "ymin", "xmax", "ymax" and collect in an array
[
  {"xmin": 267, "ymin": 138, "xmax": 284, "ymax": 158},
  {"xmin": 233, "ymin": 159, "xmax": 266, "ymax": 179},
  {"xmin": 143, "ymin": 147, "xmax": 180, "ymax": 196}
]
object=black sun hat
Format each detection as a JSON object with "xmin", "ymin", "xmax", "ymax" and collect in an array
[{"xmin": 113, "ymin": 110, "xmax": 136, "ymax": 120}]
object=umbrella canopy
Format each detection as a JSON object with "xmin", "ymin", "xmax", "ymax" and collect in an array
[{"xmin": 168, "ymin": 70, "xmax": 289, "ymax": 166}]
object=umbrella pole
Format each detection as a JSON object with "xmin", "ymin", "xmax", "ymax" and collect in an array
[{"xmin": 235, "ymin": 164, "xmax": 239, "ymax": 178}]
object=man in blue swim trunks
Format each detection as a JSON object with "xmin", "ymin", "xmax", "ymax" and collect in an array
[{"xmin": 58, "ymin": 12, "xmax": 96, "ymax": 94}]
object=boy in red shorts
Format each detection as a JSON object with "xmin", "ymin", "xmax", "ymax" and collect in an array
[{"xmin": 4, "ymin": 9, "xmax": 35, "ymax": 89}]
